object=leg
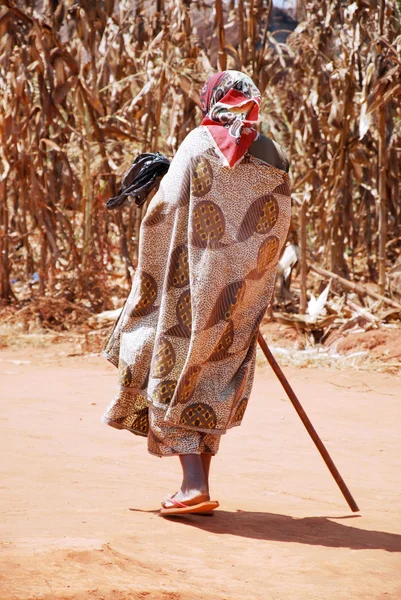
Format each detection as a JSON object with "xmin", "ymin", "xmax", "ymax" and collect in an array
[
  {"xmin": 180, "ymin": 454, "xmax": 209, "ymax": 495},
  {"xmin": 163, "ymin": 454, "xmax": 209, "ymax": 508},
  {"xmin": 201, "ymin": 453, "xmax": 212, "ymax": 487},
  {"xmin": 147, "ymin": 407, "xmax": 220, "ymax": 508}
]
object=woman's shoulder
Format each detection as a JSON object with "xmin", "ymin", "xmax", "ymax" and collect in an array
[
  {"xmin": 249, "ymin": 134, "xmax": 290, "ymax": 173},
  {"xmin": 177, "ymin": 126, "xmax": 207, "ymax": 147},
  {"xmin": 173, "ymin": 127, "xmax": 212, "ymax": 160}
]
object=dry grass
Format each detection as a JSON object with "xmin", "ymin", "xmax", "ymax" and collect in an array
[
  {"xmin": 0, "ymin": 0, "xmax": 400, "ymax": 318},
  {"xmin": 256, "ymin": 344, "xmax": 400, "ymax": 373}
]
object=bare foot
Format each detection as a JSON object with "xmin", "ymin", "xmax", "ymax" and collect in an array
[
  {"xmin": 161, "ymin": 454, "xmax": 210, "ymax": 508},
  {"xmin": 162, "ymin": 489, "xmax": 210, "ymax": 508}
]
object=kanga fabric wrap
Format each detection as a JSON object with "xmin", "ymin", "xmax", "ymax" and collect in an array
[{"xmin": 102, "ymin": 125, "xmax": 291, "ymax": 454}]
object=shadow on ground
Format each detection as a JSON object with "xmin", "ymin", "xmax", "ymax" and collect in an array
[{"xmin": 129, "ymin": 508, "xmax": 401, "ymax": 552}]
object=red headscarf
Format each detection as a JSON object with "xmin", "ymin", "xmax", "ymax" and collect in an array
[{"xmin": 200, "ymin": 70, "xmax": 261, "ymax": 168}]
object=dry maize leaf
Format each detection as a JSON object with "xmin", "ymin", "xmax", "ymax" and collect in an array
[
  {"xmin": 101, "ymin": 125, "xmax": 138, "ymax": 141},
  {"xmin": 53, "ymin": 56, "xmax": 66, "ymax": 86},
  {"xmin": 382, "ymin": 82, "xmax": 401, "ymax": 105},
  {"xmin": 135, "ymin": 109, "xmax": 145, "ymax": 121},
  {"xmin": 0, "ymin": 155, "xmax": 10, "ymax": 181},
  {"xmin": 359, "ymin": 98, "xmax": 371, "ymax": 139},
  {"xmin": 366, "ymin": 80, "xmax": 387, "ymax": 114},
  {"xmin": 51, "ymin": 47, "xmax": 79, "ymax": 76},
  {"xmin": 349, "ymin": 147, "xmax": 370, "ymax": 167},
  {"xmin": 2, "ymin": 113, "xmax": 13, "ymax": 140},
  {"xmin": 52, "ymin": 76, "xmax": 78, "ymax": 105},
  {"xmin": 79, "ymin": 77, "xmax": 105, "ymax": 116},
  {"xmin": 382, "ymin": 65, "xmax": 401, "ymax": 80},
  {"xmin": 175, "ymin": 74, "xmax": 200, "ymax": 106},
  {"xmin": 225, "ymin": 44, "xmax": 241, "ymax": 70},
  {"xmin": 148, "ymin": 29, "xmax": 164, "ymax": 50},
  {"xmin": 173, "ymin": 32, "xmax": 187, "ymax": 43},
  {"xmin": 128, "ymin": 81, "xmax": 152, "ymax": 111},
  {"xmin": 350, "ymin": 156, "xmax": 363, "ymax": 182},
  {"xmin": 40, "ymin": 138, "xmax": 63, "ymax": 153}
]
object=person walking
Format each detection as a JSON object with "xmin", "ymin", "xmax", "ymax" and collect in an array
[{"xmin": 102, "ymin": 70, "xmax": 291, "ymax": 516}]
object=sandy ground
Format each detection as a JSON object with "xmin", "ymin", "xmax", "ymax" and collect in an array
[{"xmin": 1, "ymin": 346, "xmax": 401, "ymax": 600}]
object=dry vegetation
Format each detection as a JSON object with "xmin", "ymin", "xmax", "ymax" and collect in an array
[{"xmin": 0, "ymin": 0, "xmax": 400, "ymax": 339}]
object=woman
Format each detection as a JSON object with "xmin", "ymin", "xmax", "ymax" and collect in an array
[{"xmin": 102, "ymin": 70, "xmax": 291, "ymax": 516}]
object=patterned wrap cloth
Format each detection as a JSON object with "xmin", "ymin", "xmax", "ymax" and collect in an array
[{"xmin": 102, "ymin": 72, "xmax": 291, "ymax": 457}]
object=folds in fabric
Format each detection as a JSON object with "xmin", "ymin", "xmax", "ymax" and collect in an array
[{"xmin": 102, "ymin": 127, "xmax": 291, "ymax": 437}]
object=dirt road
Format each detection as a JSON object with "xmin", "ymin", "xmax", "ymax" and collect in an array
[{"xmin": 1, "ymin": 346, "xmax": 400, "ymax": 600}]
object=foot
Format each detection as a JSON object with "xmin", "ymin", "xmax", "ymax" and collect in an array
[
  {"xmin": 161, "ymin": 454, "xmax": 210, "ymax": 509},
  {"xmin": 162, "ymin": 488, "xmax": 210, "ymax": 509}
]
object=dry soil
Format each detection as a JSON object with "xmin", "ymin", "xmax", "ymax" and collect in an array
[{"xmin": 1, "ymin": 346, "xmax": 400, "ymax": 600}]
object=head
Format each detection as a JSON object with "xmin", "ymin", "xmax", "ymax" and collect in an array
[{"xmin": 200, "ymin": 70, "xmax": 261, "ymax": 126}]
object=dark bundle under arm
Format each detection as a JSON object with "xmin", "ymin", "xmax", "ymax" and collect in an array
[{"xmin": 106, "ymin": 152, "xmax": 171, "ymax": 210}]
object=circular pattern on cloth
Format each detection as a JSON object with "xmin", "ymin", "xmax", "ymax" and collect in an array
[
  {"xmin": 257, "ymin": 236, "xmax": 279, "ymax": 274},
  {"xmin": 191, "ymin": 200, "xmax": 225, "ymax": 248},
  {"xmin": 130, "ymin": 407, "xmax": 149, "ymax": 435},
  {"xmin": 130, "ymin": 271, "xmax": 158, "ymax": 317},
  {"xmin": 272, "ymin": 180, "xmax": 291, "ymax": 197},
  {"xmin": 147, "ymin": 429, "xmax": 162, "ymax": 454},
  {"xmin": 245, "ymin": 305, "xmax": 268, "ymax": 348},
  {"xmin": 167, "ymin": 244, "xmax": 190, "ymax": 289},
  {"xmin": 180, "ymin": 402, "xmax": 217, "ymax": 429},
  {"xmin": 208, "ymin": 320, "xmax": 234, "ymax": 361},
  {"xmin": 205, "ymin": 280, "xmax": 246, "ymax": 329},
  {"xmin": 164, "ymin": 289, "xmax": 192, "ymax": 338},
  {"xmin": 152, "ymin": 336, "xmax": 176, "ymax": 378},
  {"xmin": 176, "ymin": 289, "xmax": 192, "ymax": 330},
  {"xmin": 237, "ymin": 194, "xmax": 279, "ymax": 242},
  {"xmin": 191, "ymin": 156, "xmax": 213, "ymax": 197},
  {"xmin": 174, "ymin": 365, "xmax": 202, "ymax": 405},
  {"xmin": 118, "ymin": 359, "xmax": 133, "ymax": 387},
  {"xmin": 143, "ymin": 202, "xmax": 168, "ymax": 227},
  {"xmin": 151, "ymin": 380, "xmax": 177, "ymax": 405},
  {"xmin": 231, "ymin": 397, "xmax": 249, "ymax": 424},
  {"xmin": 256, "ymin": 196, "xmax": 279, "ymax": 234}
]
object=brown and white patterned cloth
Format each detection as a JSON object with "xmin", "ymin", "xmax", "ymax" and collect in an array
[{"xmin": 102, "ymin": 125, "xmax": 291, "ymax": 456}]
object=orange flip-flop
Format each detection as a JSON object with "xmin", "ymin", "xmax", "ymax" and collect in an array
[{"xmin": 160, "ymin": 496, "xmax": 219, "ymax": 516}]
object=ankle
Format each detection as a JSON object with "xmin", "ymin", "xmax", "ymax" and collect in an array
[
  {"xmin": 179, "ymin": 454, "xmax": 208, "ymax": 494},
  {"xmin": 182, "ymin": 482, "xmax": 208, "ymax": 494}
]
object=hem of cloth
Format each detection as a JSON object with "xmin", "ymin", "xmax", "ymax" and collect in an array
[
  {"xmin": 101, "ymin": 417, "xmax": 148, "ymax": 438},
  {"xmin": 148, "ymin": 449, "xmax": 217, "ymax": 458},
  {"xmin": 169, "ymin": 421, "xmax": 227, "ymax": 436},
  {"xmin": 226, "ymin": 420, "xmax": 242, "ymax": 431},
  {"xmin": 103, "ymin": 410, "xmax": 243, "ymax": 436},
  {"xmin": 117, "ymin": 385, "xmax": 153, "ymax": 402},
  {"xmin": 248, "ymin": 153, "xmax": 290, "ymax": 178},
  {"xmin": 102, "ymin": 349, "xmax": 119, "ymax": 368}
]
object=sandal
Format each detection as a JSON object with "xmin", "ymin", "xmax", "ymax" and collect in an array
[{"xmin": 160, "ymin": 496, "xmax": 219, "ymax": 516}]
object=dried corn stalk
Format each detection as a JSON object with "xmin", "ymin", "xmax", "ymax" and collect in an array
[{"xmin": 0, "ymin": 0, "xmax": 400, "ymax": 320}]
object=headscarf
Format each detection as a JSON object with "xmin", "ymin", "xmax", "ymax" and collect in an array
[{"xmin": 200, "ymin": 70, "xmax": 261, "ymax": 168}]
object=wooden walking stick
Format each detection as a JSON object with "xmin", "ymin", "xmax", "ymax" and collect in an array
[{"xmin": 257, "ymin": 332, "xmax": 360, "ymax": 513}]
